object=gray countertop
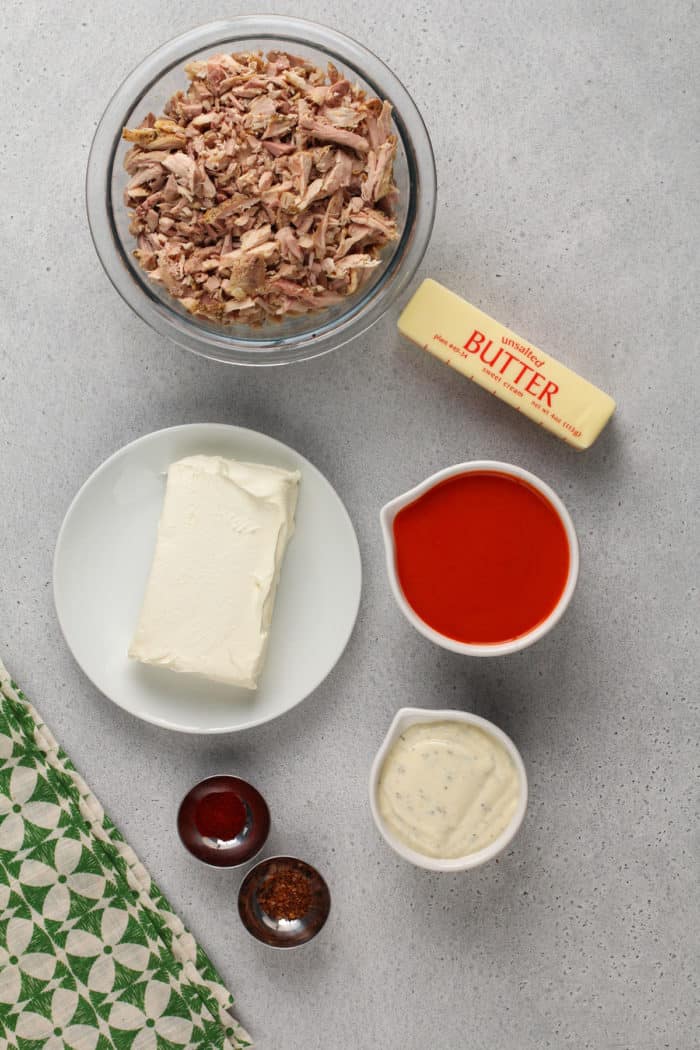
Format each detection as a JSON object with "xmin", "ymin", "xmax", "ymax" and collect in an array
[{"xmin": 1, "ymin": 2, "xmax": 697, "ymax": 1047}]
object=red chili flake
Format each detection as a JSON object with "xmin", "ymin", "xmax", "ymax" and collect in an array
[{"xmin": 258, "ymin": 870, "xmax": 313, "ymax": 921}]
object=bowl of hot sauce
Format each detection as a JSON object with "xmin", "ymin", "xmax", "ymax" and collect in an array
[
  {"xmin": 380, "ymin": 462, "xmax": 579, "ymax": 656},
  {"xmin": 177, "ymin": 775, "xmax": 270, "ymax": 867}
]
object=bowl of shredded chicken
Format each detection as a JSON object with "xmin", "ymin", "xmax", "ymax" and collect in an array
[
  {"xmin": 124, "ymin": 49, "xmax": 400, "ymax": 327},
  {"xmin": 87, "ymin": 18, "xmax": 436, "ymax": 364}
]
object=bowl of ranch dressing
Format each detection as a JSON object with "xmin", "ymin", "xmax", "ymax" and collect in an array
[{"xmin": 369, "ymin": 708, "xmax": 528, "ymax": 871}]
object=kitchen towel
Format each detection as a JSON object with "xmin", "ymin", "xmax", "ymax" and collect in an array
[{"xmin": 0, "ymin": 659, "xmax": 251, "ymax": 1049}]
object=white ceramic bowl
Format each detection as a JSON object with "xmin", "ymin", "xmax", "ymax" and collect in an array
[
  {"xmin": 379, "ymin": 461, "xmax": 579, "ymax": 657},
  {"xmin": 369, "ymin": 707, "xmax": 528, "ymax": 872}
]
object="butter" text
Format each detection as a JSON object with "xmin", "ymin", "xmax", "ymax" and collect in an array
[{"xmin": 463, "ymin": 331, "xmax": 559, "ymax": 406}]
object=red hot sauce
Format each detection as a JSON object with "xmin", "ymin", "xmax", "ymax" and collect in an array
[
  {"xmin": 178, "ymin": 775, "xmax": 270, "ymax": 868},
  {"xmin": 392, "ymin": 471, "xmax": 570, "ymax": 645},
  {"xmin": 195, "ymin": 791, "xmax": 247, "ymax": 841}
]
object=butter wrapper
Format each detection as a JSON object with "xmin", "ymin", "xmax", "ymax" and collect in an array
[{"xmin": 398, "ymin": 279, "xmax": 615, "ymax": 450}]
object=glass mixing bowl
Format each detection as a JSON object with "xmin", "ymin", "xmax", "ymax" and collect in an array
[{"xmin": 86, "ymin": 16, "xmax": 436, "ymax": 365}]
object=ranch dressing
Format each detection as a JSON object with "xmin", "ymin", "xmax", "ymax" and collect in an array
[{"xmin": 377, "ymin": 721, "xmax": 520, "ymax": 858}]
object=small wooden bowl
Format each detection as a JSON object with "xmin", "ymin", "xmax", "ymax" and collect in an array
[
  {"xmin": 238, "ymin": 856, "xmax": 330, "ymax": 948},
  {"xmin": 177, "ymin": 775, "xmax": 270, "ymax": 868}
]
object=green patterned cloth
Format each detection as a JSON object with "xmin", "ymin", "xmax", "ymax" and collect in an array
[{"xmin": 0, "ymin": 660, "xmax": 251, "ymax": 1050}]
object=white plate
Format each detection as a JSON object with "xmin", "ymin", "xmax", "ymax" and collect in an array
[{"xmin": 54, "ymin": 424, "xmax": 362, "ymax": 734}]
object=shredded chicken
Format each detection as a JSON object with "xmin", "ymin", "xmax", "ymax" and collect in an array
[{"xmin": 122, "ymin": 50, "xmax": 399, "ymax": 326}]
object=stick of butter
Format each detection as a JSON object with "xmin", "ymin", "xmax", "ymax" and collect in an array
[{"xmin": 398, "ymin": 279, "xmax": 615, "ymax": 450}]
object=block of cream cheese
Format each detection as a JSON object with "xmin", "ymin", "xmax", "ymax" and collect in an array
[
  {"xmin": 398, "ymin": 279, "xmax": 615, "ymax": 449},
  {"xmin": 129, "ymin": 455, "xmax": 300, "ymax": 689}
]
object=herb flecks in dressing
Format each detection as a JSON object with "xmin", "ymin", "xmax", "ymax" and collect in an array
[{"xmin": 378, "ymin": 721, "xmax": 520, "ymax": 859}]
